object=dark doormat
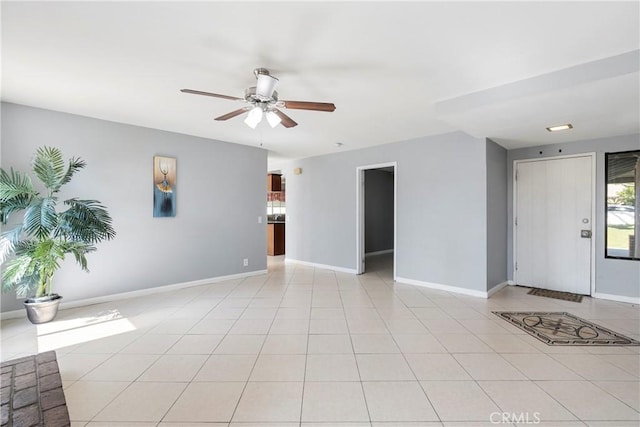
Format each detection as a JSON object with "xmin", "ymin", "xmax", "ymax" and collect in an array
[
  {"xmin": 1, "ymin": 351, "xmax": 70, "ymax": 426},
  {"xmin": 493, "ymin": 311, "xmax": 640, "ymax": 346},
  {"xmin": 527, "ymin": 287, "xmax": 584, "ymax": 303}
]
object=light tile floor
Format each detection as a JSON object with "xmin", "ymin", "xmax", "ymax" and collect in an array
[{"xmin": 1, "ymin": 254, "xmax": 639, "ymax": 426}]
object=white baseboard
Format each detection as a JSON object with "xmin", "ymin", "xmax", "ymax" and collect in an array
[
  {"xmin": 285, "ymin": 258, "xmax": 358, "ymax": 274},
  {"xmin": 593, "ymin": 292, "xmax": 640, "ymax": 305},
  {"xmin": 0, "ymin": 269, "xmax": 268, "ymax": 320},
  {"xmin": 365, "ymin": 249, "xmax": 394, "ymax": 258},
  {"xmin": 487, "ymin": 281, "xmax": 509, "ymax": 297},
  {"xmin": 395, "ymin": 276, "xmax": 489, "ymax": 298}
]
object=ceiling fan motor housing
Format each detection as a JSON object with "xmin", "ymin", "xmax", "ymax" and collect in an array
[{"xmin": 254, "ymin": 68, "xmax": 279, "ymax": 100}]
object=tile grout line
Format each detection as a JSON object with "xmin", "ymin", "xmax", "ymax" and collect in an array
[
  {"xmin": 137, "ymin": 280, "xmax": 244, "ymax": 424},
  {"xmin": 299, "ymin": 262, "xmax": 315, "ymax": 426},
  {"xmin": 4, "ymin": 254, "xmax": 640, "ymax": 426},
  {"xmin": 585, "ymin": 377, "xmax": 640, "ymax": 415},
  {"xmin": 340, "ymin": 268, "xmax": 373, "ymax": 426},
  {"xmin": 118, "ymin": 278, "xmax": 244, "ymax": 425},
  {"xmin": 224, "ymin": 264, "xmax": 286, "ymax": 424},
  {"xmin": 369, "ymin": 267, "xmax": 444, "ymax": 425},
  {"xmin": 375, "ymin": 260, "xmax": 557, "ymax": 425}
]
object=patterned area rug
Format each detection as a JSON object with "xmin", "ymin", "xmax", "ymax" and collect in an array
[
  {"xmin": 527, "ymin": 287, "xmax": 583, "ymax": 303},
  {"xmin": 493, "ymin": 312, "xmax": 640, "ymax": 346}
]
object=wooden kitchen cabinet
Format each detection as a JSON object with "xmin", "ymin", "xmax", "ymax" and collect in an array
[
  {"xmin": 267, "ymin": 174, "xmax": 282, "ymax": 192},
  {"xmin": 267, "ymin": 223, "xmax": 285, "ymax": 255}
]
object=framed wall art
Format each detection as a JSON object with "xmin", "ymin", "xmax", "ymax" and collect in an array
[{"xmin": 153, "ymin": 155, "xmax": 176, "ymax": 217}]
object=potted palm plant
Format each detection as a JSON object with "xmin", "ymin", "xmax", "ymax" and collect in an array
[{"xmin": 0, "ymin": 147, "xmax": 115, "ymax": 324}]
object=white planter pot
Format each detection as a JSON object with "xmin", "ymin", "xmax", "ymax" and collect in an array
[{"xmin": 23, "ymin": 294, "xmax": 62, "ymax": 324}]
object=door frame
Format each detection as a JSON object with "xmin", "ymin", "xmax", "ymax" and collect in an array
[
  {"xmin": 356, "ymin": 161, "xmax": 397, "ymax": 279},
  {"xmin": 513, "ymin": 153, "xmax": 596, "ymax": 296}
]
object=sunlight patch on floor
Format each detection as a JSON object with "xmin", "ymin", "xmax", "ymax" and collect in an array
[{"xmin": 36, "ymin": 309, "xmax": 136, "ymax": 352}]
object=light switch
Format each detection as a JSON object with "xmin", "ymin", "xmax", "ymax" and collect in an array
[{"xmin": 258, "ymin": 216, "xmax": 263, "ymax": 224}]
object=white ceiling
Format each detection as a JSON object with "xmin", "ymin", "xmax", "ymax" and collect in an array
[{"xmin": 2, "ymin": 1, "xmax": 638, "ymax": 168}]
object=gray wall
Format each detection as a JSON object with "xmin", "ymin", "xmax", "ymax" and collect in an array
[
  {"xmin": 284, "ymin": 132, "xmax": 489, "ymax": 292},
  {"xmin": 507, "ymin": 134, "xmax": 640, "ymax": 299},
  {"xmin": 365, "ymin": 169, "xmax": 394, "ymax": 254},
  {"xmin": 486, "ymin": 139, "xmax": 508, "ymax": 290},
  {"xmin": 1, "ymin": 103, "xmax": 267, "ymax": 312}
]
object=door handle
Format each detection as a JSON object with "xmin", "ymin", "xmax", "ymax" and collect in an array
[{"xmin": 581, "ymin": 230, "xmax": 592, "ymax": 238}]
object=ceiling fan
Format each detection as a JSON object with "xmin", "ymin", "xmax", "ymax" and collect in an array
[{"xmin": 181, "ymin": 68, "xmax": 336, "ymax": 129}]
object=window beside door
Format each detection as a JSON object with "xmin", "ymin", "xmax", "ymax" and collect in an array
[{"xmin": 605, "ymin": 150, "xmax": 639, "ymax": 260}]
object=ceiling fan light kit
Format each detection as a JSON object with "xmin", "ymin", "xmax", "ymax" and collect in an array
[
  {"xmin": 244, "ymin": 107, "xmax": 263, "ymax": 129},
  {"xmin": 181, "ymin": 68, "xmax": 336, "ymax": 129},
  {"xmin": 266, "ymin": 111, "xmax": 282, "ymax": 127}
]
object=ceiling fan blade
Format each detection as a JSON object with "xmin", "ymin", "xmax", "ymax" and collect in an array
[
  {"xmin": 273, "ymin": 109, "xmax": 298, "ymax": 128},
  {"xmin": 180, "ymin": 88, "xmax": 242, "ymax": 101},
  {"xmin": 214, "ymin": 108, "xmax": 249, "ymax": 121},
  {"xmin": 283, "ymin": 100, "xmax": 336, "ymax": 112}
]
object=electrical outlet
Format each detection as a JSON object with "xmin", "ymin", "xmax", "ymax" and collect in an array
[{"xmin": 243, "ymin": 258, "xmax": 249, "ymax": 267}]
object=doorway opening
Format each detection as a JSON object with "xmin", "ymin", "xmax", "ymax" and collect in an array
[
  {"xmin": 356, "ymin": 162, "xmax": 397, "ymax": 279},
  {"xmin": 267, "ymin": 172, "xmax": 285, "ymax": 257}
]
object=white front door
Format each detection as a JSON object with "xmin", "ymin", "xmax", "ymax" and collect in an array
[{"xmin": 515, "ymin": 155, "xmax": 593, "ymax": 294}]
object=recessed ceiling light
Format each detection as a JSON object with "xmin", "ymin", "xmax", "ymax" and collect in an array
[
  {"xmin": 335, "ymin": 142, "xmax": 344, "ymax": 147},
  {"xmin": 546, "ymin": 123, "xmax": 573, "ymax": 132}
]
